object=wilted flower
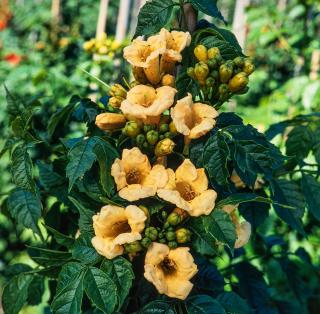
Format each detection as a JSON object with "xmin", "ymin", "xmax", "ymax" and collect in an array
[
  {"xmin": 111, "ymin": 147, "xmax": 172, "ymax": 201},
  {"xmin": 157, "ymin": 159, "xmax": 217, "ymax": 216},
  {"xmin": 120, "ymin": 85, "xmax": 176, "ymax": 124},
  {"xmin": 144, "ymin": 242, "xmax": 197, "ymax": 300},
  {"xmin": 92, "ymin": 205, "xmax": 147, "ymax": 259},
  {"xmin": 95, "ymin": 113, "xmax": 126, "ymax": 131},
  {"xmin": 171, "ymin": 94, "xmax": 218, "ymax": 142},
  {"xmin": 222, "ymin": 204, "xmax": 252, "ymax": 248},
  {"xmin": 123, "ymin": 34, "xmax": 166, "ymax": 84}
]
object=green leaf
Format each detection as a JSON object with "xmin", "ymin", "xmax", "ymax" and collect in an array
[
  {"xmin": 176, "ymin": 69, "xmax": 199, "ymax": 99},
  {"xmin": 2, "ymin": 273, "xmax": 33, "ymax": 314},
  {"xmin": 203, "ymin": 131, "xmax": 230, "ymax": 186},
  {"xmin": 51, "ymin": 267, "xmax": 85, "ymax": 314},
  {"xmin": 191, "ymin": 209, "xmax": 236, "ymax": 251},
  {"xmin": 134, "ymin": 0, "xmax": 175, "ymax": 37},
  {"xmin": 0, "ymin": 138, "xmax": 19, "ymax": 158},
  {"xmin": 84, "ymin": 267, "xmax": 118, "ymax": 314},
  {"xmin": 217, "ymin": 193, "xmax": 272, "ymax": 208},
  {"xmin": 37, "ymin": 161, "xmax": 66, "ymax": 191},
  {"xmin": 186, "ymin": 295, "xmax": 226, "ymax": 314},
  {"xmin": 138, "ymin": 300, "xmax": 175, "ymax": 313},
  {"xmin": 286, "ymin": 125, "xmax": 313, "ymax": 162},
  {"xmin": 4, "ymin": 85, "xmax": 24, "ymax": 117},
  {"xmin": 68, "ymin": 196, "xmax": 95, "ymax": 233},
  {"xmin": 271, "ymin": 179, "xmax": 305, "ymax": 236},
  {"xmin": 45, "ymin": 224, "xmax": 75, "ymax": 248},
  {"xmin": 27, "ymin": 246, "xmax": 72, "ymax": 267},
  {"xmin": 7, "ymin": 188, "xmax": 42, "ymax": 236},
  {"xmin": 301, "ymin": 174, "xmax": 320, "ymax": 222},
  {"xmin": 101, "ymin": 257, "xmax": 135, "ymax": 310},
  {"xmin": 66, "ymin": 137, "xmax": 97, "ymax": 192},
  {"xmin": 72, "ymin": 232, "xmax": 102, "ymax": 264},
  {"xmin": 48, "ymin": 95, "xmax": 80, "ymax": 137},
  {"xmin": 93, "ymin": 137, "xmax": 119, "ymax": 197},
  {"xmin": 27, "ymin": 275, "xmax": 45, "ymax": 305},
  {"xmin": 11, "ymin": 143, "xmax": 35, "ymax": 192},
  {"xmin": 189, "ymin": 0, "xmax": 226, "ymax": 23},
  {"xmin": 216, "ymin": 292, "xmax": 251, "ymax": 314}
]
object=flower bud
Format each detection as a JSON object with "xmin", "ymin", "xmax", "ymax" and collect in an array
[
  {"xmin": 215, "ymin": 54, "xmax": 223, "ymax": 65},
  {"xmin": 161, "ymin": 211, "xmax": 168, "ymax": 219},
  {"xmin": 143, "ymin": 124, "xmax": 155, "ymax": 133},
  {"xmin": 164, "ymin": 132, "xmax": 174, "ymax": 139},
  {"xmin": 146, "ymin": 130, "xmax": 159, "ymax": 145},
  {"xmin": 159, "ymin": 123, "xmax": 169, "ymax": 134},
  {"xmin": 194, "ymin": 62, "xmax": 210, "ymax": 81},
  {"xmin": 98, "ymin": 46, "xmax": 108, "ymax": 54},
  {"xmin": 141, "ymin": 237, "xmax": 152, "ymax": 248},
  {"xmin": 219, "ymin": 83, "xmax": 229, "ymax": 96},
  {"xmin": 83, "ymin": 39, "xmax": 95, "ymax": 51},
  {"xmin": 145, "ymin": 227, "xmax": 158, "ymax": 241},
  {"xmin": 187, "ymin": 67, "xmax": 196, "ymax": 79},
  {"xmin": 136, "ymin": 134, "xmax": 146, "ymax": 147},
  {"xmin": 210, "ymin": 70, "xmax": 219, "ymax": 80},
  {"xmin": 124, "ymin": 241, "xmax": 143, "ymax": 253},
  {"xmin": 228, "ymin": 72, "xmax": 249, "ymax": 92},
  {"xmin": 175, "ymin": 228, "xmax": 192, "ymax": 243},
  {"xmin": 130, "ymin": 80, "xmax": 140, "ymax": 88},
  {"xmin": 169, "ymin": 121, "xmax": 178, "ymax": 135},
  {"xmin": 109, "ymin": 96, "xmax": 124, "ymax": 108},
  {"xmin": 206, "ymin": 77, "xmax": 215, "ymax": 87},
  {"xmin": 155, "ymin": 138, "xmax": 175, "ymax": 157},
  {"xmin": 166, "ymin": 231, "xmax": 176, "ymax": 241},
  {"xmin": 168, "ymin": 241, "xmax": 178, "ymax": 249},
  {"xmin": 161, "ymin": 74, "xmax": 175, "ymax": 87},
  {"xmin": 219, "ymin": 64, "xmax": 233, "ymax": 83},
  {"xmin": 207, "ymin": 58, "xmax": 218, "ymax": 69},
  {"xmin": 159, "ymin": 238, "xmax": 166, "ymax": 244},
  {"xmin": 124, "ymin": 121, "xmax": 141, "ymax": 137},
  {"xmin": 110, "ymin": 84, "xmax": 127, "ymax": 98},
  {"xmin": 95, "ymin": 113, "xmax": 126, "ymax": 131},
  {"xmin": 243, "ymin": 59, "xmax": 255, "ymax": 75},
  {"xmin": 207, "ymin": 47, "xmax": 220, "ymax": 59},
  {"xmin": 166, "ymin": 212, "xmax": 182, "ymax": 226},
  {"xmin": 233, "ymin": 56, "xmax": 245, "ymax": 67},
  {"xmin": 194, "ymin": 45, "xmax": 208, "ymax": 62}
]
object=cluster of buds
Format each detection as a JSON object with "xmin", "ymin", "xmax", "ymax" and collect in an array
[
  {"xmin": 137, "ymin": 208, "xmax": 192, "ymax": 250},
  {"xmin": 188, "ymin": 45, "xmax": 254, "ymax": 105},
  {"xmin": 122, "ymin": 117, "xmax": 177, "ymax": 156},
  {"xmin": 108, "ymin": 83, "xmax": 127, "ymax": 109},
  {"xmin": 83, "ymin": 32, "xmax": 123, "ymax": 57}
]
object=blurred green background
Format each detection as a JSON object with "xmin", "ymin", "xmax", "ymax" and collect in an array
[{"xmin": 0, "ymin": 0, "xmax": 319, "ymax": 313}]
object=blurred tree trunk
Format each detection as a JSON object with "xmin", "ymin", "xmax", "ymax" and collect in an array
[
  {"xmin": 277, "ymin": 0, "xmax": 287, "ymax": 11},
  {"xmin": 310, "ymin": 50, "xmax": 320, "ymax": 80},
  {"xmin": 96, "ymin": 0, "xmax": 109, "ymax": 39},
  {"xmin": 116, "ymin": 0, "xmax": 131, "ymax": 42},
  {"xmin": 51, "ymin": 0, "xmax": 60, "ymax": 23},
  {"xmin": 232, "ymin": 0, "xmax": 250, "ymax": 51}
]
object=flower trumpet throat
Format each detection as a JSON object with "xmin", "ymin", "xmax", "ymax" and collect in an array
[
  {"xmin": 144, "ymin": 243, "xmax": 198, "ymax": 300},
  {"xmin": 91, "ymin": 205, "xmax": 147, "ymax": 259}
]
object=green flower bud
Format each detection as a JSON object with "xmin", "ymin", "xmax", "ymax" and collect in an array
[
  {"xmin": 159, "ymin": 123, "xmax": 169, "ymax": 134},
  {"xmin": 124, "ymin": 241, "xmax": 142, "ymax": 253},
  {"xmin": 141, "ymin": 237, "xmax": 152, "ymax": 248},
  {"xmin": 163, "ymin": 221, "xmax": 170, "ymax": 229},
  {"xmin": 159, "ymin": 238, "xmax": 166, "ymax": 244},
  {"xmin": 206, "ymin": 77, "xmax": 215, "ymax": 87},
  {"xmin": 235, "ymin": 86, "xmax": 249, "ymax": 95},
  {"xmin": 169, "ymin": 121, "xmax": 178, "ymax": 135},
  {"xmin": 218, "ymin": 83, "xmax": 229, "ymax": 96},
  {"xmin": 155, "ymin": 138, "xmax": 175, "ymax": 157},
  {"xmin": 207, "ymin": 58, "xmax": 218, "ymax": 69},
  {"xmin": 187, "ymin": 67, "xmax": 195, "ymax": 79},
  {"xmin": 194, "ymin": 62, "xmax": 210, "ymax": 81},
  {"xmin": 168, "ymin": 241, "xmax": 178, "ymax": 249},
  {"xmin": 210, "ymin": 70, "xmax": 219, "ymax": 80},
  {"xmin": 167, "ymin": 226, "xmax": 174, "ymax": 232},
  {"xmin": 243, "ymin": 58, "xmax": 255, "ymax": 75},
  {"xmin": 215, "ymin": 54, "xmax": 223, "ymax": 65},
  {"xmin": 158, "ymin": 231, "xmax": 164, "ymax": 239},
  {"xmin": 228, "ymin": 72, "xmax": 249, "ymax": 92},
  {"xmin": 166, "ymin": 212, "xmax": 182, "ymax": 226},
  {"xmin": 146, "ymin": 130, "xmax": 159, "ymax": 145},
  {"xmin": 175, "ymin": 228, "xmax": 192, "ymax": 243},
  {"xmin": 159, "ymin": 134, "xmax": 165, "ymax": 140},
  {"xmin": 136, "ymin": 134, "xmax": 146, "ymax": 146},
  {"xmin": 233, "ymin": 56, "xmax": 245, "ymax": 67},
  {"xmin": 194, "ymin": 44, "xmax": 208, "ymax": 62},
  {"xmin": 124, "ymin": 121, "xmax": 141, "ymax": 137},
  {"xmin": 219, "ymin": 64, "xmax": 233, "ymax": 83},
  {"xmin": 207, "ymin": 47, "xmax": 220, "ymax": 59},
  {"xmin": 145, "ymin": 227, "xmax": 158, "ymax": 241},
  {"xmin": 164, "ymin": 132, "xmax": 174, "ymax": 139},
  {"xmin": 161, "ymin": 211, "xmax": 168, "ymax": 219},
  {"xmin": 166, "ymin": 231, "xmax": 176, "ymax": 241},
  {"xmin": 143, "ymin": 124, "xmax": 155, "ymax": 133}
]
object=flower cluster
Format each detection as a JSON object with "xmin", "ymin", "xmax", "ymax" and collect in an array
[{"xmin": 92, "ymin": 28, "xmax": 252, "ymax": 300}]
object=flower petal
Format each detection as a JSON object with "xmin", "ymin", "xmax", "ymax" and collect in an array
[
  {"xmin": 145, "ymin": 242, "xmax": 170, "ymax": 265},
  {"xmin": 190, "ymin": 168, "xmax": 209, "ymax": 194},
  {"xmin": 188, "ymin": 189, "xmax": 217, "ymax": 216},
  {"xmin": 157, "ymin": 188, "xmax": 191, "ymax": 212},
  {"xmin": 125, "ymin": 205, "xmax": 147, "ymax": 233},
  {"xmin": 171, "ymin": 94, "xmax": 193, "ymax": 136},
  {"xmin": 91, "ymin": 236, "xmax": 124, "ymax": 259},
  {"xmin": 143, "ymin": 164, "xmax": 169, "ymax": 189},
  {"xmin": 113, "ymin": 232, "xmax": 142, "ymax": 246},
  {"xmin": 235, "ymin": 221, "xmax": 252, "ymax": 248},
  {"xmin": 111, "ymin": 159, "xmax": 127, "ymax": 191},
  {"xmin": 165, "ymin": 277, "xmax": 194, "ymax": 300},
  {"xmin": 189, "ymin": 118, "xmax": 216, "ymax": 139},
  {"xmin": 119, "ymin": 184, "xmax": 156, "ymax": 201},
  {"xmin": 175, "ymin": 159, "xmax": 198, "ymax": 184}
]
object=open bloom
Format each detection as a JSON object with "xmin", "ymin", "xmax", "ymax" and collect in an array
[
  {"xmin": 157, "ymin": 159, "xmax": 217, "ymax": 216},
  {"xmin": 111, "ymin": 147, "xmax": 172, "ymax": 201},
  {"xmin": 120, "ymin": 85, "xmax": 176, "ymax": 124},
  {"xmin": 95, "ymin": 112, "xmax": 126, "ymax": 131},
  {"xmin": 222, "ymin": 205, "xmax": 252, "ymax": 248},
  {"xmin": 171, "ymin": 94, "xmax": 218, "ymax": 142},
  {"xmin": 144, "ymin": 242, "xmax": 197, "ymax": 300},
  {"xmin": 160, "ymin": 28, "xmax": 191, "ymax": 74},
  {"xmin": 123, "ymin": 34, "xmax": 166, "ymax": 84},
  {"xmin": 92, "ymin": 205, "xmax": 147, "ymax": 259}
]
